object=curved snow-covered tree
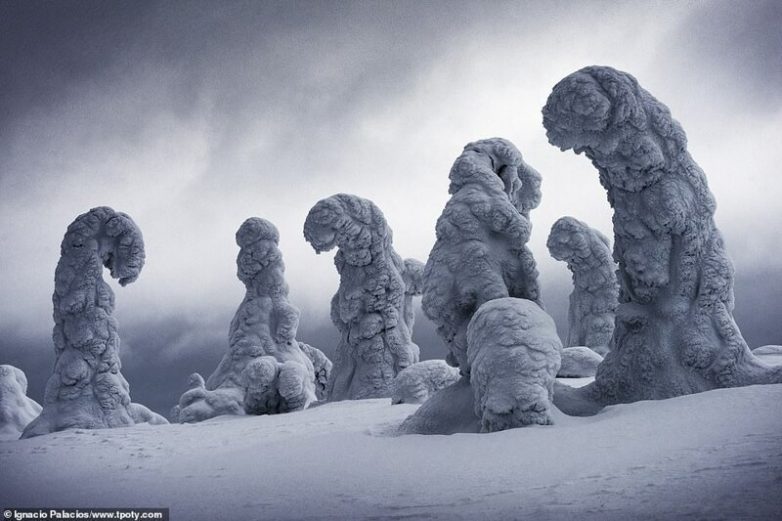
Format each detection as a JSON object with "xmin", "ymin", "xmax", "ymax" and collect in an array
[
  {"xmin": 22, "ymin": 207, "xmax": 167, "ymax": 438},
  {"xmin": 175, "ymin": 218, "xmax": 323, "ymax": 422},
  {"xmin": 391, "ymin": 359, "xmax": 460, "ymax": 405},
  {"xmin": 542, "ymin": 66, "xmax": 782, "ymax": 415},
  {"xmin": 401, "ymin": 258, "xmax": 425, "ymax": 334},
  {"xmin": 304, "ymin": 194, "xmax": 420, "ymax": 400},
  {"xmin": 547, "ymin": 216, "xmax": 618, "ymax": 354},
  {"xmin": 422, "ymin": 138, "xmax": 542, "ymax": 372},
  {"xmin": 0, "ymin": 365, "xmax": 42, "ymax": 440}
]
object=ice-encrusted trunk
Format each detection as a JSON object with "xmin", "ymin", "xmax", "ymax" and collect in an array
[
  {"xmin": 542, "ymin": 66, "xmax": 782, "ymax": 415},
  {"xmin": 304, "ymin": 194, "xmax": 420, "ymax": 400},
  {"xmin": 22, "ymin": 207, "xmax": 167, "ymax": 438},
  {"xmin": 401, "ymin": 258, "xmax": 425, "ymax": 334},
  {"xmin": 547, "ymin": 216, "xmax": 618, "ymax": 355},
  {"xmin": 174, "ymin": 218, "xmax": 323, "ymax": 422},
  {"xmin": 298, "ymin": 342, "xmax": 332, "ymax": 401}
]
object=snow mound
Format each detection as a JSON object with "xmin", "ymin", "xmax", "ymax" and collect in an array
[
  {"xmin": 558, "ymin": 346, "xmax": 603, "ymax": 377},
  {"xmin": 753, "ymin": 345, "xmax": 782, "ymax": 355},
  {"xmin": 0, "ymin": 365, "xmax": 41, "ymax": 441},
  {"xmin": 468, "ymin": 298, "xmax": 562, "ymax": 431},
  {"xmin": 391, "ymin": 360, "xmax": 460, "ymax": 404}
]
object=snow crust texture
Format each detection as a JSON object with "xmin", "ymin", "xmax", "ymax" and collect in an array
[
  {"xmin": 422, "ymin": 138, "xmax": 542, "ymax": 373},
  {"xmin": 0, "ymin": 365, "xmax": 42, "ymax": 440},
  {"xmin": 175, "ymin": 218, "xmax": 323, "ymax": 422},
  {"xmin": 22, "ymin": 207, "xmax": 167, "ymax": 438},
  {"xmin": 467, "ymin": 298, "xmax": 562, "ymax": 432},
  {"xmin": 542, "ymin": 66, "xmax": 782, "ymax": 414},
  {"xmin": 753, "ymin": 345, "xmax": 782, "ymax": 356},
  {"xmin": 391, "ymin": 359, "xmax": 460, "ymax": 405},
  {"xmin": 547, "ymin": 216, "xmax": 618, "ymax": 355},
  {"xmin": 304, "ymin": 194, "xmax": 419, "ymax": 400}
]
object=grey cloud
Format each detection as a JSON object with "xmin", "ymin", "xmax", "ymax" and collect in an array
[{"xmin": 660, "ymin": 0, "xmax": 782, "ymax": 111}]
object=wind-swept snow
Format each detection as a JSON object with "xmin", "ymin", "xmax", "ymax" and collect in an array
[{"xmin": 2, "ymin": 382, "xmax": 780, "ymax": 520}]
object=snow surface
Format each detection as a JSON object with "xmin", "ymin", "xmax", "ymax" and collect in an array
[{"xmin": 2, "ymin": 379, "xmax": 781, "ymax": 520}]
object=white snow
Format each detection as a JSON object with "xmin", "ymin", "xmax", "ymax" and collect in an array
[{"xmin": 2, "ymin": 379, "xmax": 781, "ymax": 520}]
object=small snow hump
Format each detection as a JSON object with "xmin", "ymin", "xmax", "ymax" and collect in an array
[
  {"xmin": 0, "ymin": 365, "xmax": 42, "ymax": 440},
  {"xmin": 467, "ymin": 298, "xmax": 562, "ymax": 432},
  {"xmin": 391, "ymin": 360, "xmax": 460, "ymax": 405},
  {"xmin": 558, "ymin": 347, "xmax": 603, "ymax": 378}
]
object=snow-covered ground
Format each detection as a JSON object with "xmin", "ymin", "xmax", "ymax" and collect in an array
[{"xmin": 2, "ymin": 378, "xmax": 781, "ymax": 520}]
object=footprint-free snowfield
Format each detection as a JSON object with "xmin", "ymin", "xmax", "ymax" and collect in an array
[{"xmin": 3, "ymin": 382, "xmax": 781, "ymax": 521}]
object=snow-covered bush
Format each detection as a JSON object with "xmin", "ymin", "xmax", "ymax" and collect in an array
[
  {"xmin": 467, "ymin": 298, "xmax": 561, "ymax": 431},
  {"xmin": 558, "ymin": 347, "xmax": 603, "ymax": 378},
  {"xmin": 0, "ymin": 365, "xmax": 42, "ymax": 440},
  {"xmin": 391, "ymin": 360, "xmax": 460, "ymax": 405}
]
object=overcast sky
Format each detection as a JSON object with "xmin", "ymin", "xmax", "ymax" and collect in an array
[{"xmin": 1, "ymin": 0, "xmax": 780, "ymax": 414}]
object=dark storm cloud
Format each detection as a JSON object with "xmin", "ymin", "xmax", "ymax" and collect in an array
[{"xmin": 0, "ymin": 0, "xmax": 500, "ymax": 185}]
